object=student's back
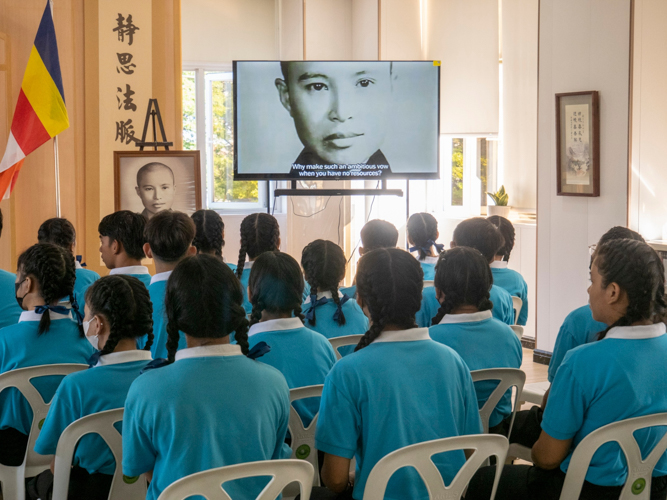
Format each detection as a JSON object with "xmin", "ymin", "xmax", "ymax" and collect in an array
[
  {"xmin": 0, "ymin": 269, "xmax": 22, "ymax": 329},
  {"xmin": 73, "ymin": 264, "xmax": 100, "ymax": 310},
  {"xmin": 489, "ymin": 284, "xmax": 515, "ymax": 325}
]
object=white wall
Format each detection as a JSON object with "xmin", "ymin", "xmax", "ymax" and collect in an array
[{"xmin": 536, "ymin": 0, "xmax": 631, "ymax": 353}]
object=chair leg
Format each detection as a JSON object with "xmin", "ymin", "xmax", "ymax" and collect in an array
[{"xmin": 0, "ymin": 467, "xmax": 24, "ymax": 500}]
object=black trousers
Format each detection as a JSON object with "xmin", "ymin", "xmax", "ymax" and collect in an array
[
  {"xmin": 0, "ymin": 427, "xmax": 29, "ymax": 466},
  {"xmin": 508, "ymin": 406, "xmax": 544, "ymax": 448},
  {"xmin": 303, "ymin": 486, "xmax": 354, "ymax": 500},
  {"xmin": 26, "ymin": 466, "xmax": 113, "ymax": 500},
  {"xmin": 466, "ymin": 465, "xmax": 667, "ymax": 500}
]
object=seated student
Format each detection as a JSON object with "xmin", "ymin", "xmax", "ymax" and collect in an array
[
  {"xmin": 406, "ymin": 212, "xmax": 444, "ymax": 279},
  {"xmin": 0, "ymin": 244, "xmax": 93, "ymax": 467},
  {"xmin": 0, "ymin": 208, "xmax": 22, "ymax": 329},
  {"xmin": 313, "ymin": 248, "xmax": 482, "ymax": 500},
  {"xmin": 191, "ymin": 209, "xmax": 237, "ymax": 272},
  {"xmin": 487, "ymin": 215, "xmax": 529, "ymax": 326},
  {"xmin": 248, "ymin": 250, "xmax": 336, "ymax": 425},
  {"xmin": 141, "ymin": 211, "xmax": 196, "ymax": 358},
  {"xmin": 98, "ymin": 211, "xmax": 151, "ymax": 287},
  {"xmin": 428, "ymin": 247, "xmax": 522, "ymax": 435},
  {"xmin": 32, "ymin": 275, "xmax": 153, "ymax": 500},
  {"xmin": 122, "ymin": 254, "xmax": 290, "ymax": 500},
  {"xmin": 302, "ymin": 239, "xmax": 369, "ymax": 357},
  {"xmin": 467, "ymin": 238, "xmax": 667, "ymax": 500},
  {"xmin": 37, "ymin": 217, "xmax": 100, "ymax": 314},
  {"xmin": 451, "ymin": 218, "xmax": 515, "ymax": 325}
]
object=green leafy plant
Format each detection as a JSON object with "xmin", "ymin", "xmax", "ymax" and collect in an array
[{"xmin": 486, "ymin": 185, "xmax": 509, "ymax": 206}]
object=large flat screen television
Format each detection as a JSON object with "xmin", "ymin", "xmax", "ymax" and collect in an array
[{"xmin": 233, "ymin": 60, "xmax": 440, "ymax": 181}]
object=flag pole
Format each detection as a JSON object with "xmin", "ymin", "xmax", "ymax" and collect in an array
[{"xmin": 53, "ymin": 136, "xmax": 61, "ymax": 217}]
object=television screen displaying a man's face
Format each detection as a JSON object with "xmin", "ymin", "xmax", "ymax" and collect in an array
[{"xmin": 135, "ymin": 163, "xmax": 176, "ymax": 219}]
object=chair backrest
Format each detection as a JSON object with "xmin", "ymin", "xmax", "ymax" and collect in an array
[
  {"xmin": 0, "ymin": 364, "xmax": 87, "ymax": 474},
  {"xmin": 52, "ymin": 408, "xmax": 146, "ymax": 500},
  {"xmin": 363, "ymin": 434, "xmax": 509, "ymax": 500},
  {"xmin": 510, "ymin": 325, "xmax": 524, "ymax": 340},
  {"xmin": 470, "ymin": 368, "xmax": 526, "ymax": 434},
  {"xmin": 288, "ymin": 385, "xmax": 324, "ymax": 487},
  {"xmin": 157, "ymin": 459, "xmax": 314, "ymax": 500},
  {"xmin": 511, "ymin": 296, "xmax": 522, "ymax": 325},
  {"xmin": 328, "ymin": 335, "xmax": 363, "ymax": 360},
  {"xmin": 560, "ymin": 413, "xmax": 667, "ymax": 500}
]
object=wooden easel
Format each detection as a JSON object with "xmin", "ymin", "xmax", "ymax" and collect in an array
[{"xmin": 135, "ymin": 99, "xmax": 174, "ymax": 151}]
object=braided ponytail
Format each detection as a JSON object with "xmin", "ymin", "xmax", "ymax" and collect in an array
[
  {"xmin": 236, "ymin": 213, "xmax": 281, "ymax": 280},
  {"xmin": 192, "ymin": 209, "xmax": 225, "ymax": 258},
  {"xmin": 301, "ymin": 240, "xmax": 347, "ymax": 327},
  {"xmin": 487, "ymin": 216, "xmax": 515, "ymax": 262}
]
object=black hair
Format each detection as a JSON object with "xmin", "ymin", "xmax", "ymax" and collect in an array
[
  {"xmin": 355, "ymin": 248, "xmax": 424, "ymax": 351},
  {"xmin": 360, "ymin": 219, "xmax": 399, "ymax": 252},
  {"xmin": 301, "ymin": 240, "xmax": 346, "ymax": 327},
  {"xmin": 487, "ymin": 216, "xmax": 515, "ymax": 261},
  {"xmin": 407, "ymin": 213, "xmax": 441, "ymax": 260},
  {"xmin": 98, "ymin": 211, "xmax": 146, "ymax": 261},
  {"xmin": 165, "ymin": 254, "xmax": 249, "ymax": 362},
  {"xmin": 191, "ymin": 209, "xmax": 225, "ymax": 258},
  {"xmin": 16, "ymin": 243, "xmax": 80, "ymax": 336},
  {"xmin": 0, "ymin": 208, "xmax": 4, "ymax": 238},
  {"xmin": 236, "ymin": 213, "xmax": 281, "ymax": 279},
  {"xmin": 595, "ymin": 239, "xmax": 666, "ymax": 340},
  {"xmin": 136, "ymin": 162, "xmax": 175, "ymax": 186},
  {"xmin": 248, "ymin": 251, "xmax": 305, "ymax": 327},
  {"xmin": 431, "ymin": 247, "xmax": 494, "ymax": 325},
  {"xmin": 452, "ymin": 217, "xmax": 504, "ymax": 263},
  {"xmin": 144, "ymin": 211, "xmax": 195, "ymax": 262},
  {"xmin": 85, "ymin": 275, "xmax": 154, "ymax": 355},
  {"xmin": 597, "ymin": 226, "xmax": 645, "ymax": 247},
  {"xmin": 37, "ymin": 218, "xmax": 76, "ymax": 252}
]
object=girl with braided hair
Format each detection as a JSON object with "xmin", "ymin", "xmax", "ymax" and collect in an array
[
  {"xmin": 0, "ymin": 244, "xmax": 93, "ymax": 467},
  {"xmin": 406, "ymin": 212, "xmax": 444, "ymax": 279},
  {"xmin": 468, "ymin": 238, "xmax": 667, "ymax": 500},
  {"xmin": 313, "ymin": 248, "xmax": 482, "ymax": 500},
  {"xmin": 301, "ymin": 240, "xmax": 368, "ymax": 357},
  {"xmin": 122, "ymin": 254, "xmax": 291, "ymax": 500},
  {"xmin": 191, "ymin": 209, "xmax": 237, "ymax": 272},
  {"xmin": 487, "ymin": 215, "xmax": 529, "ymax": 326},
  {"xmin": 248, "ymin": 251, "xmax": 335, "ymax": 426},
  {"xmin": 32, "ymin": 275, "xmax": 154, "ymax": 499},
  {"xmin": 428, "ymin": 247, "xmax": 522, "ymax": 435}
]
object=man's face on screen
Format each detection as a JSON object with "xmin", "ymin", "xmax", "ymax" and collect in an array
[{"xmin": 276, "ymin": 62, "xmax": 392, "ymax": 165}]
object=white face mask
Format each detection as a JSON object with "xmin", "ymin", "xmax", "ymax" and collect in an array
[{"xmin": 83, "ymin": 317, "xmax": 99, "ymax": 351}]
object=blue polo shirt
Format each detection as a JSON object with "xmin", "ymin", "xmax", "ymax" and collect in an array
[
  {"xmin": 416, "ymin": 286, "xmax": 440, "ymax": 328},
  {"xmin": 316, "ymin": 328, "xmax": 483, "ymax": 500},
  {"xmin": 429, "ymin": 310, "xmax": 523, "ymax": 427},
  {"xmin": 122, "ymin": 345, "xmax": 290, "ymax": 500},
  {"xmin": 489, "ymin": 285, "xmax": 514, "ymax": 325},
  {"xmin": 340, "ymin": 285, "xmax": 357, "ymax": 299},
  {"xmin": 547, "ymin": 304, "xmax": 607, "ymax": 382},
  {"xmin": 225, "ymin": 260, "xmax": 237, "ymax": 273},
  {"xmin": 490, "ymin": 262, "xmax": 528, "ymax": 326},
  {"xmin": 239, "ymin": 262, "xmax": 311, "ymax": 315},
  {"xmin": 34, "ymin": 350, "xmax": 152, "ymax": 474},
  {"xmin": 248, "ymin": 317, "xmax": 336, "ymax": 426},
  {"xmin": 418, "ymin": 256, "xmax": 439, "ymax": 281},
  {"xmin": 109, "ymin": 265, "xmax": 151, "ymax": 289},
  {"xmin": 0, "ymin": 269, "xmax": 22, "ymax": 329},
  {"xmin": 0, "ymin": 310, "xmax": 94, "ymax": 434},
  {"xmin": 542, "ymin": 322, "xmax": 667, "ymax": 486},
  {"xmin": 73, "ymin": 263, "xmax": 100, "ymax": 313}
]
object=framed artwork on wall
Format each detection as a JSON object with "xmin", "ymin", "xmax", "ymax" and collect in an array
[{"xmin": 556, "ymin": 91, "xmax": 600, "ymax": 197}]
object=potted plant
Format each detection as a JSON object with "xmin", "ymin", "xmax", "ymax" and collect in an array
[{"xmin": 486, "ymin": 185, "xmax": 511, "ymax": 218}]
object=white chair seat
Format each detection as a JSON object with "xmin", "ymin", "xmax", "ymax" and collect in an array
[
  {"xmin": 508, "ymin": 443, "xmax": 533, "ymax": 462},
  {"xmin": 521, "ymin": 381, "xmax": 549, "ymax": 405}
]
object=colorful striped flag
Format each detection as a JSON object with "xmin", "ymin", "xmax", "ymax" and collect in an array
[{"xmin": 0, "ymin": 0, "xmax": 69, "ymax": 200}]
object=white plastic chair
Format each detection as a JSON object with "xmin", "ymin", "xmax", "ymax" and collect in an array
[
  {"xmin": 507, "ymin": 380, "xmax": 549, "ymax": 463},
  {"xmin": 156, "ymin": 459, "xmax": 315, "ymax": 500},
  {"xmin": 470, "ymin": 368, "xmax": 526, "ymax": 434},
  {"xmin": 52, "ymin": 408, "xmax": 146, "ymax": 500},
  {"xmin": 559, "ymin": 413, "xmax": 667, "ymax": 500},
  {"xmin": 362, "ymin": 434, "xmax": 509, "ymax": 500},
  {"xmin": 0, "ymin": 364, "xmax": 87, "ymax": 500},
  {"xmin": 511, "ymin": 297, "xmax": 523, "ymax": 325},
  {"xmin": 510, "ymin": 325, "xmax": 524, "ymax": 340},
  {"xmin": 328, "ymin": 335, "xmax": 363, "ymax": 360}
]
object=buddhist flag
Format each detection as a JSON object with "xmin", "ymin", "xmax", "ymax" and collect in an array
[{"xmin": 0, "ymin": 0, "xmax": 69, "ymax": 199}]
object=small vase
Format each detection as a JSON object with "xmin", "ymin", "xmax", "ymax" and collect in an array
[{"xmin": 488, "ymin": 205, "xmax": 511, "ymax": 218}]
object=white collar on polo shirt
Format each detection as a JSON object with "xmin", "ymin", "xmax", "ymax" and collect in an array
[
  {"xmin": 248, "ymin": 317, "xmax": 303, "ymax": 337},
  {"xmin": 490, "ymin": 261, "xmax": 509, "ymax": 269},
  {"xmin": 421, "ymin": 256, "xmax": 439, "ymax": 265},
  {"xmin": 150, "ymin": 271, "xmax": 172, "ymax": 285},
  {"xmin": 95, "ymin": 350, "xmax": 152, "ymax": 367},
  {"xmin": 304, "ymin": 290, "xmax": 344, "ymax": 304},
  {"xmin": 373, "ymin": 327, "xmax": 430, "ymax": 343},
  {"xmin": 438, "ymin": 310, "xmax": 493, "ymax": 324},
  {"xmin": 175, "ymin": 344, "xmax": 243, "ymax": 361},
  {"xmin": 75, "ymin": 261, "xmax": 83, "ymax": 270},
  {"xmin": 109, "ymin": 266, "xmax": 150, "ymax": 276},
  {"xmin": 605, "ymin": 322, "xmax": 666, "ymax": 340},
  {"xmin": 244, "ymin": 261, "xmax": 254, "ymax": 269},
  {"xmin": 19, "ymin": 310, "xmax": 72, "ymax": 322}
]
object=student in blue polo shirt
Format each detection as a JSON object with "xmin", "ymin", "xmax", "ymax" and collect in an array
[
  {"xmin": 33, "ymin": 275, "xmax": 153, "ymax": 499},
  {"xmin": 301, "ymin": 239, "xmax": 369, "ymax": 358},
  {"xmin": 191, "ymin": 209, "xmax": 237, "ymax": 273},
  {"xmin": 313, "ymin": 248, "xmax": 483, "ymax": 500},
  {"xmin": 407, "ymin": 212, "xmax": 444, "ymax": 279},
  {"xmin": 487, "ymin": 215, "xmax": 529, "ymax": 325},
  {"xmin": 98, "ymin": 211, "xmax": 151, "ymax": 287},
  {"xmin": 451, "ymin": 217, "xmax": 515, "ymax": 325},
  {"xmin": 467, "ymin": 238, "xmax": 667, "ymax": 500},
  {"xmin": 0, "ymin": 243, "xmax": 93, "ymax": 467},
  {"xmin": 247, "ymin": 250, "xmax": 336, "ymax": 425},
  {"xmin": 122, "ymin": 254, "xmax": 290, "ymax": 500},
  {"xmin": 37, "ymin": 217, "xmax": 100, "ymax": 314},
  {"xmin": 140, "ymin": 211, "xmax": 196, "ymax": 358},
  {"xmin": 428, "ymin": 247, "xmax": 522, "ymax": 434},
  {"xmin": 0, "ymin": 208, "xmax": 22, "ymax": 329}
]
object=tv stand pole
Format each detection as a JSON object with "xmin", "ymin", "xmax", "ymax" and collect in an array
[{"xmin": 274, "ymin": 179, "xmax": 403, "ymax": 198}]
